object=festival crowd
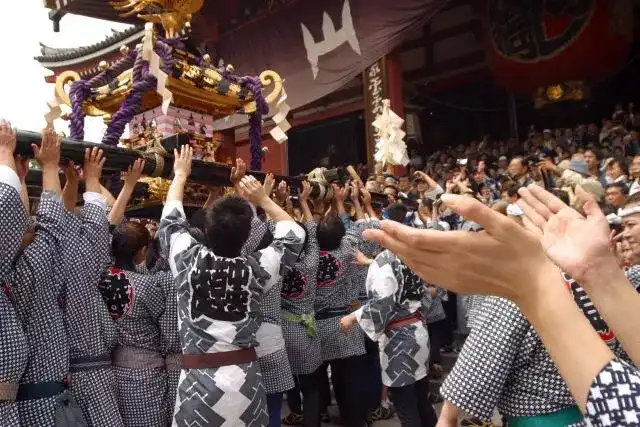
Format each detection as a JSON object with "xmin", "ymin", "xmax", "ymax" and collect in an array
[{"xmin": 0, "ymin": 102, "xmax": 640, "ymax": 427}]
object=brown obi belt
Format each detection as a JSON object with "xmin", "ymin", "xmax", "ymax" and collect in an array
[
  {"xmin": 386, "ymin": 312, "xmax": 423, "ymax": 331},
  {"xmin": 112, "ymin": 346, "xmax": 165, "ymax": 370},
  {"xmin": 165, "ymin": 353, "xmax": 184, "ymax": 372},
  {"xmin": 182, "ymin": 348, "xmax": 257, "ymax": 370},
  {"xmin": 0, "ymin": 382, "xmax": 18, "ymax": 401}
]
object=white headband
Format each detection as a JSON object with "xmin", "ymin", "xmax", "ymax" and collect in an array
[{"xmin": 618, "ymin": 205, "xmax": 640, "ymax": 218}]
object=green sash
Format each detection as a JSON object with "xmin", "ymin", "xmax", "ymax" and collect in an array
[
  {"xmin": 506, "ymin": 406, "xmax": 583, "ymax": 427},
  {"xmin": 283, "ymin": 311, "xmax": 317, "ymax": 337}
]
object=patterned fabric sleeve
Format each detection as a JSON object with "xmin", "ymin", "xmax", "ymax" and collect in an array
[
  {"xmin": 254, "ymin": 220, "xmax": 305, "ymax": 291},
  {"xmin": 625, "ymin": 266, "xmax": 640, "ymax": 292},
  {"xmin": 144, "ymin": 273, "xmax": 168, "ymax": 322},
  {"xmin": 344, "ymin": 219, "xmax": 381, "ymax": 251},
  {"xmin": 305, "ymin": 221, "xmax": 319, "ymax": 258},
  {"xmin": 0, "ymin": 178, "xmax": 29, "ymax": 277},
  {"xmin": 12, "ymin": 192, "xmax": 67, "ymax": 296},
  {"xmin": 241, "ymin": 215, "xmax": 268, "ymax": 257},
  {"xmin": 584, "ymin": 359, "xmax": 640, "ymax": 426},
  {"xmin": 440, "ymin": 297, "xmax": 530, "ymax": 421},
  {"xmin": 354, "ymin": 254, "xmax": 399, "ymax": 342},
  {"xmin": 158, "ymin": 200, "xmax": 199, "ymax": 276}
]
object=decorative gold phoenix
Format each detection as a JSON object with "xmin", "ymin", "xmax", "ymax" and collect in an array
[{"xmin": 110, "ymin": 0, "xmax": 205, "ymax": 39}]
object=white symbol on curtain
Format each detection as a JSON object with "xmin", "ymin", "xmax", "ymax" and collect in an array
[{"xmin": 301, "ymin": 0, "xmax": 362, "ymax": 80}]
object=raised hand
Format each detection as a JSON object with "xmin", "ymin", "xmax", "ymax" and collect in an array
[
  {"xmin": 350, "ymin": 183, "xmax": 360, "ymax": 204},
  {"xmin": 517, "ymin": 185, "xmax": 612, "ymax": 282},
  {"xmin": 361, "ymin": 186, "xmax": 372, "ymax": 206},
  {"xmin": 263, "ymin": 172, "xmax": 275, "ymax": 196},
  {"xmin": 300, "ymin": 181, "xmax": 312, "ymax": 202},
  {"xmin": 362, "ymin": 193, "xmax": 555, "ymax": 304},
  {"xmin": 84, "ymin": 147, "xmax": 106, "ymax": 193},
  {"xmin": 64, "ymin": 161, "xmax": 79, "ymax": 184},
  {"xmin": 33, "ymin": 128, "xmax": 61, "ymax": 168},
  {"xmin": 230, "ymin": 158, "xmax": 247, "ymax": 185},
  {"xmin": 123, "ymin": 158, "xmax": 146, "ymax": 187},
  {"xmin": 236, "ymin": 175, "xmax": 268, "ymax": 206},
  {"xmin": 0, "ymin": 120, "xmax": 16, "ymax": 156},
  {"xmin": 333, "ymin": 184, "xmax": 349, "ymax": 202},
  {"xmin": 275, "ymin": 180, "xmax": 289, "ymax": 205},
  {"xmin": 173, "ymin": 144, "xmax": 193, "ymax": 179}
]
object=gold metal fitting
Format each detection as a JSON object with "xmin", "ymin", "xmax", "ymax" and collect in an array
[
  {"xmin": 225, "ymin": 64, "xmax": 235, "ymax": 73},
  {"xmin": 120, "ymin": 45, "xmax": 130, "ymax": 56},
  {"xmin": 99, "ymin": 60, "xmax": 109, "ymax": 71}
]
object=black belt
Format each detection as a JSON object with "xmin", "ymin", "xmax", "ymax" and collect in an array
[
  {"xmin": 69, "ymin": 354, "xmax": 112, "ymax": 372},
  {"xmin": 17, "ymin": 381, "xmax": 66, "ymax": 401},
  {"xmin": 315, "ymin": 307, "xmax": 350, "ymax": 320}
]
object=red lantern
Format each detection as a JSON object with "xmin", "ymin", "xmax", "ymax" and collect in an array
[{"xmin": 486, "ymin": 0, "xmax": 633, "ymax": 92}]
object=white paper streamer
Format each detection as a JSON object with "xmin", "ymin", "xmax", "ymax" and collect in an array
[
  {"xmin": 269, "ymin": 88, "xmax": 291, "ymax": 144},
  {"xmin": 44, "ymin": 90, "xmax": 62, "ymax": 129},
  {"xmin": 372, "ymin": 99, "xmax": 409, "ymax": 166},
  {"xmin": 143, "ymin": 23, "xmax": 173, "ymax": 115}
]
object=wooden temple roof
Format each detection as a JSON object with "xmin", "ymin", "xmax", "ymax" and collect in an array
[{"xmin": 36, "ymin": 25, "xmax": 144, "ymax": 66}]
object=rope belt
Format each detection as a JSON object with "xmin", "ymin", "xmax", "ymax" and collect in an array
[
  {"xmin": 165, "ymin": 354, "xmax": 183, "ymax": 372},
  {"xmin": 69, "ymin": 354, "xmax": 112, "ymax": 373},
  {"xmin": 0, "ymin": 382, "xmax": 18, "ymax": 401},
  {"xmin": 112, "ymin": 346, "xmax": 165, "ymax": 370}
]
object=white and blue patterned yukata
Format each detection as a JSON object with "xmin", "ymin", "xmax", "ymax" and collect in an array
[
  {"xmin": 99, "ymin": 267, "xmax": 169, "ymax": 427},
  {"xmin": 63, "ymin": 193, "xmax": 124, "ymax": 427},
  {"xmin": 315, "ymin": 219, "xmax": 379, "ymax": 361},
  {"xmin": 0, "ymin": 170, "xmax": 31, "ymax": 426},
  {"xmin": 280, "ymin": 221, "xmax": 322, "ymax": 376},
  {"xmin": 442, "ymin": 274, "xmax": 630, "ymax": 427},
  {"xmin": 157, "ymin": 200, "xmax": 305, "ymax": 427},
  {"xmin": 11, "ymin": 192, "xmax": 72, "ymax": 426},
  {"xmin": 354, "ymin": 250, "xmax": 432, "ymax": 387}
]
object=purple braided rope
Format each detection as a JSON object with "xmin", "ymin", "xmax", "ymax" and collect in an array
[
  {"xmin": 246, "ymin": 76, "xmax": 269, "ymax": 170},
  {"xmin": 68, "ymin": 49, "xmax": 138, "ymax": 141},
  {"xmin": 102, "ymin": 59, "xmax": 156, "ymax": 146},
  {"xmin": 69, "ymin": 80, "xmax": 91, "ymax": 140},
  {"xmin": 101, "ymin": 43, "xmax": 174, "ymax": 146}
]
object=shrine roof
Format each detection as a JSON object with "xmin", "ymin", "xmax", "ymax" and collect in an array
[{"xmin": 36, "ymin": 25, "xmax": 144, "ymax": 66}]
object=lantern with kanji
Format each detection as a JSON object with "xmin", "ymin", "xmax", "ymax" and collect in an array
[{"xmin": 486, "ymin": 0, "xmax": 633, "ymax": 106}]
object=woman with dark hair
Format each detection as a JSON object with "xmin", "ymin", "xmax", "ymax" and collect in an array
[{"xmin": 99, "ymin": 221, "xmax": 170, "ymax": 427}]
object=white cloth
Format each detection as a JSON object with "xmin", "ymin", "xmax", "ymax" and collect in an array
[
  {"xmin": 0, "ymin": 165, "xmax": 21, "ymax": 195},
  {"xmin": 255, "ymin": 323, "xmax": 286, "ymax": 357},
  {"xmin": 83, "ymin": 192, "xmax": 107, "ymax": 211}
]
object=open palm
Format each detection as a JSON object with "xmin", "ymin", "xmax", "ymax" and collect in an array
[{"xmin": 518, "ymin": 185, "xmax": 611, "ymax": 281}]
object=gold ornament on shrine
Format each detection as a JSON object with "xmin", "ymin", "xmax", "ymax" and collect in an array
[{"xmin": 110, "ymin": 0, "xmax": 204, "ymax": 39}]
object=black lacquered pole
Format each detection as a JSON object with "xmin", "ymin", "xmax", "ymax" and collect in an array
[{"xmin": 16, "ymin": 130, "xmax": 390, "ymax": 206}]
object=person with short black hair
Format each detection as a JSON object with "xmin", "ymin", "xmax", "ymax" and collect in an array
[
  {"xmin": 314, "ymin": 184, "xmax": 380, "ymax": 427},
  {"xmin": 157, "ymin": 148, "xmax": 305, "ymax": 427},
  {"xmin": 584, "ymin": 148, "xmax": 607, "ymax": 186},
  {"xmin": 605, "ymin": 182, "xmax": 629, "ymax": 210}
]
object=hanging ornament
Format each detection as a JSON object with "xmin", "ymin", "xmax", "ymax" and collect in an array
[{"xmin": 372, "ymin": 99, "xmax": 409, "ymax": 167}]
